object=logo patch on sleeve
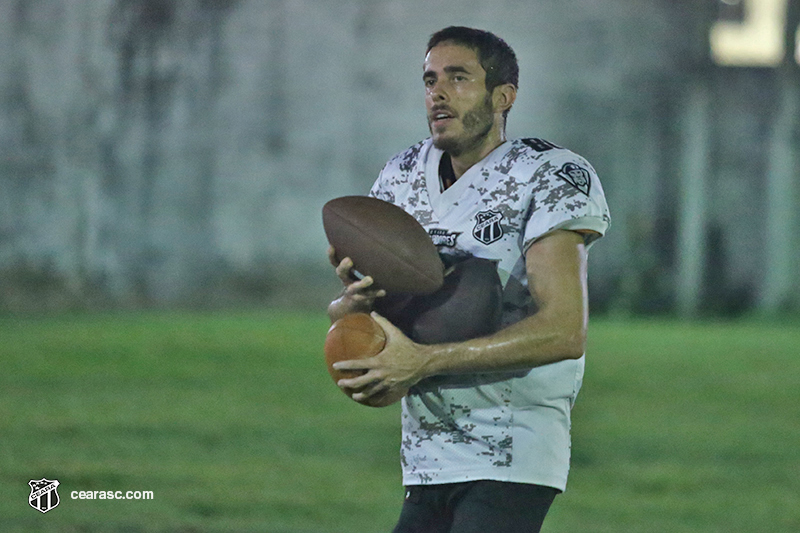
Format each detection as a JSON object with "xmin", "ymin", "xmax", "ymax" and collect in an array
[
  {"xmin": 473, "ymin": 210, "xmax": 504, "ymax": 245},
  {"xmin": 555, "ymin": 162, "xmax": 591, "ymax": 196}
]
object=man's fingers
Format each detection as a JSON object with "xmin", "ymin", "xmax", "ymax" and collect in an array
[
  {"xmin": 351, "ymin": 380, "xmax": 390, "ymax": 402},
  {"xmin": 344, "ymin": 277, "xmax": 386, "ymax": 300},
  {"xmin": 333, "ymin": 357, "xmax": 372, "ymax": 373},
  {"xmin": 349, "ymin": 292, "xmax": 385, "ymax": 304},
  {"xmin": 335, "ymin": 256, "xmax": 355, "ymax": 281},
  {"xmin": 345, "ymin": 275, "xmax": 373, "ymax": 291},
  {"xmin": 337, "ymin": 371, "xmax": 379, "ymax": 391},
  {"xmin": 332, "ymin": 256, "xmax": 387, "ymax": 302},
  {"xmin": 370, "ymin": 311, "xmax": 400, "ymax": 336}
]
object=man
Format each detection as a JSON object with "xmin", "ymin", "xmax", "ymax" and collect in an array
[{"xmin": 328, "ymin": 26, "xmax": 610, "ymax": 533}]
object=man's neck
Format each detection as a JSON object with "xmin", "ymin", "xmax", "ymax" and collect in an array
[{"xmin": 448, "ymin": 129, "xmax": 506, "ymax": 180}]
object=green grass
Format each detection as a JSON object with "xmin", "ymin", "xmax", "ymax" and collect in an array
[
  {"xmin": 547, "ymin": 319, "xmax": 800, "ymax": 533},
  {"xmin": 1, "ymin": 312, "xmax": 798, "ymax": 532}
]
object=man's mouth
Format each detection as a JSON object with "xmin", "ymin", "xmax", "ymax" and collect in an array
[{"xmin": 430, "ymin": 109, "xmax": 456, "ymax": 126}]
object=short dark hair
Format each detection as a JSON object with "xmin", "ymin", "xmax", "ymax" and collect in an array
[{"xmin": 426, "ymin": 26, "xmax": 519, "ymax": 92}]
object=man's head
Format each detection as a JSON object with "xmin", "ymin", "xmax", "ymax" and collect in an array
[
  {"xmin": 423, "ymin": 27, "xmax": 518, "ymax": 158},
  {"xmin": 426, "ymin": 26, "xmax": 519, "ymax": 97}
]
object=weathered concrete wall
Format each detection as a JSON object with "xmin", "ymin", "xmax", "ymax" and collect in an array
[{"xmin": 0, "ymin": 0, "xmax": 797, "ymax": 313}]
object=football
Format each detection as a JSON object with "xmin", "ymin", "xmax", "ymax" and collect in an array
[
  {"xmin": 374, "ymin": 256, "xmax": 504, "ymax": 344},
  {"xmin": 323, "ymin": 312, "xmax": 406, "ymax": 408},
  {"xmin": 322, "ymin": 196, "xmax": 444, "ymax": 294}
]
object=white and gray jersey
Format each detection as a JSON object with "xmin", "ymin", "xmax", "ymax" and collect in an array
[{"xmin": 370, "ymin": 137, "xmax": 610, "ymax": 491}]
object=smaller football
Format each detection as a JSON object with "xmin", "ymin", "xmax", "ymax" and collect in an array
[
  {"xmin": 322, "ymin": 196, "xmax": 444, "ymax": 293},
  {"xmin": 323, "ymin": 313, "xmax": 406, "ymax": 407}
]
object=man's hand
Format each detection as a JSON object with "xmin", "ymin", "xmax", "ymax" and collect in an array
[
  {"xmin": 328, "ymin": 230, "xmax": 590, "ymax": 404},
  {"xmin": 327, "ymin": 246, "xmax": 386, "ymax": 323},
  {"xmin": 335, "ymin": 230, "xmax": 590, "ymax": 389},
  {"xmin": 333, "ymin": 312, "xmax": 432, "ymax": 403}
]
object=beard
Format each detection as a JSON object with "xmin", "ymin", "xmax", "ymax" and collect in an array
[{"xmin": 430, "ymin": 93, "xmax": 494, "ymax": 156}]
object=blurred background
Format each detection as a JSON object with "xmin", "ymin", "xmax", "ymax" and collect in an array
[{"xmin": 1, "ymin": 0, "xmax": 799, "ymax": 317}]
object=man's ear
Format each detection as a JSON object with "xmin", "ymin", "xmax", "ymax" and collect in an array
[{"xmin": 492, "ymin": 83, "xmax": 517, "ymax": 115}]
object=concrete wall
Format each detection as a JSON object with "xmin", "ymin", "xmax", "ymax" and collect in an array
[{"xmin": 0, "ymin": 0, "xmax": 797, "ymax": 313}]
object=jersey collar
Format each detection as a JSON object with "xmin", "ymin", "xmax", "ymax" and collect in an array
[{"xmin": 423, "ymin": 140, "xmax": 512, "ymax": 219}]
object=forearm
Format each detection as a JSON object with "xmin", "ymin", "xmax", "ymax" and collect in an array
[
  {"xmin": 417, "ymin": 306, "xmax": 586, "ymax": 378},
  {"xmin": 413, "ymin": 232, "xmax": 590, "ymax": 379},
  {"xmin": 335, "ymin": 230, "xmax": 592, "ymax": 404}
]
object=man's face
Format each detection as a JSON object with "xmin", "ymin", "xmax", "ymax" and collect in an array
[{"xmin": 423, "ymin": 43, "xmax": 495, "ymax": 156}]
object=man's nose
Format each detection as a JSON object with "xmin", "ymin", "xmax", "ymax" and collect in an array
[{"xmin": 428, "ymin": 81, "xmax": 449, "ymax": 102}]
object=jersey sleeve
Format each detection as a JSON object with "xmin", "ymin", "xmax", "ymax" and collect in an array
[
  {"xmin": 522, "ymin": 151, "xmax": 610, "ymax": 251},
  {"xmin": 368, "ymin": 140, "xmax": 429, "ymax": 203},
  {"xmin": 368, "ymin": 165, "xmax": 395, "ymax": 203}
]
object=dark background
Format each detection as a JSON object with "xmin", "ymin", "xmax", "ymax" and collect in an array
[{"xmin": 1, "ymin": 0, "xmax": 798, "ymax": 317}]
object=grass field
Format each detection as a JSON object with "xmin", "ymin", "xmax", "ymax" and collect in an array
[{"xmin": 1, "ymin": 310, "xmax": 798, "ymax": 532}]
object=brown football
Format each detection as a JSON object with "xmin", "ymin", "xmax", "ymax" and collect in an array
[
  {"xmin": 322, "ymin": 196, "xmax": 444, "ymax": 294},
  {"xmin": 323, "ymin": 313, "xmax": 406, "ymax": 408},
  {"xmin": 374, "ymin": 256, "xmax": 504, "ymax": 344}
]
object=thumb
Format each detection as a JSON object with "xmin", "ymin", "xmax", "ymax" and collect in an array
[{"xmin": 370, "ymin": 311, "xmax": 404, "ymax": 341}]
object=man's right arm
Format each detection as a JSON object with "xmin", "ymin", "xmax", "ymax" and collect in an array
[{"xmin": 326, "ymin": 246, "xmax": 386, "ymax": 323}]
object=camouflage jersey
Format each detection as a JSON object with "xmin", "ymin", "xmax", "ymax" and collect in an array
[{"xmin": 369, "ymin": 137, "xmax": 610, "ymax": 491}]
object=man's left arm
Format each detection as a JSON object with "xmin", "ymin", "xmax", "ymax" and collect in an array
[{"xmin": 335, "ymin": 229, "xmax": 590, "ymax": 402}]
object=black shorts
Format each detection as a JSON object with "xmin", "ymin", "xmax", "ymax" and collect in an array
[{"xmin": 392, "ymin": 480, "xmax": 559, "ymax": 533}]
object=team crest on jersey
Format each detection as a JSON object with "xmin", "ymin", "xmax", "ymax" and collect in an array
[
  {"xmin": 29, "ymin": 478, "xmax": 60, "ymax": 513},
  {"xmin": 429, "ymin": 228, "xmax": 460, "ymax": 248},
  {"xmin": 555, "ymin": 162, "xmax": 591, "ymax": 196},
  {"xmin": 473, "ymin": 210, "xmax": 504, "ymax": 245}
]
